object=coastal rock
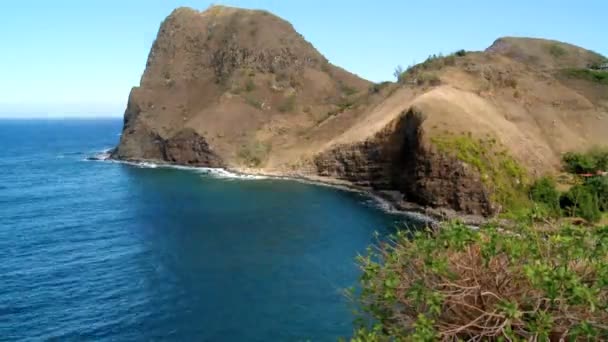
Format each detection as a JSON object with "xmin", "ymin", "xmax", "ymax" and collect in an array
[
  {"xmin": 314, "ymin": 109, "xmax": 493, "ymax": 215},
  {"xmin": 163, "ymin": 129, "xmax": 224, "ymax": 167},
  {"xmin": 113, "ymin": 5, "xmax": 608, "ymax": 216}
]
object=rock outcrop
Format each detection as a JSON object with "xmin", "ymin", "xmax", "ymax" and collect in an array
[
  {"xmin": 113, "ymin": 5, "xmax": 608, "ymax": 216},
  {"xmin": 315, "ymin": 109, "xmax": 494, "ymax": 215}
]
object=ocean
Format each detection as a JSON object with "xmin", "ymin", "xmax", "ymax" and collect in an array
[{"xmin": 0, "ymin": 119, "xmax": 412, "ymax": 341}]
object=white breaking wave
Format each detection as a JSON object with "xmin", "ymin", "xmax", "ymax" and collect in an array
[
  {"xmin": 86, "ymin": 153, "xmax": 268, "ymax": 180},
  {"xmin": 84, "ymin": 149, "xmax": 433, "ymax": 221},
  {"xmin": 137, "ymin": 162, "xmax": 268, "ymax": 179},
  {"xmin": 87, "ymin": 149, "xmax": 113, "ymax": 161}
]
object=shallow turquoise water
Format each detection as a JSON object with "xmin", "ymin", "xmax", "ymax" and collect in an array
[{"xmin": 0, "ymin": 119, "xmax": 411, "ymax": 341}]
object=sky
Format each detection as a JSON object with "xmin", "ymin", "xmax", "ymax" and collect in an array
[{"xmin": 1, "ymin": 0, "xmax": 607, "ymax": 118}]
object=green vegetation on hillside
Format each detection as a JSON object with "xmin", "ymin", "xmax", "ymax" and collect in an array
[
  {"xmin": 340, "ymin": 82, "xmax": 359, "ymax": 96},
  {"xmin": 368, "ymin": 81, "xmax": 391, "ymax": 94},
  {"xmin": 237, "ymin": 141, "xmax": 271, "ymax": 166},
  {"xmin": 350, "ymin": 144, "xmax": 608, "ymax": 340},
  {"xmin": 561, "ymin": 68, "xmax": 608, "ymax": 85},
  {"xmin": 431, "ymin": 134, "xmax": 529, "ymax": 213},
  {"xmin": 395, "ymin": 50, "xmax": 468, "ymax": 85},
  {"xmin": 542, "ymin": 147, "xmax": 608, "ymax": 222},
  {"xmin": 428, "ymin": 137, "xmax": 608, "ymax": 222},
  {"xmin": 547, "ymin": 43, "xmax": 567, "ymax": 58},
  {"xmin": 562, "ymin": 147, "xmax": 608, "ymax": 174},
  {"xmin": 352, "ymin": 220, "xmax": 608, "ymax": 341},
  {"xmin": 528, "ymin": 176, "xmax": 561, "ymax": 216},
  {"xmin": 560, "ymin": 183, "xmax": 603, "ymax": 222}
]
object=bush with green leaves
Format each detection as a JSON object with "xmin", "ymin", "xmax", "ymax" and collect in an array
[
  {"xmin": 562, "ymin": 152, "xmax": 596, "ymax": 174},
  {"xmin": 548, "ymin": 44, "xmax": 567, "ymax": 58},
  {"xmin": 585, "ymin": 176, "xmax": 608, "ymax": 212},
  {"xmin": 528, "ymin": 176, "xmax": 561, "ymax": 216},
  {"xmin": 560, "ymin": 184, "xmax": 602, "ymax": 223},
  {"xmin": 369, "ymin": 81, "xmax": 391, "ymax": 94},
  {"xmin": 561, "ymin": 68, "xmax": 608, "ymax": 85},
  {"xmin": 431, "ymin": 134, "xmax": 529, "ymax": 214},
  {"xmin": 562, "ymin": 147, "xmax": 608, "ymax": 174},
  {"xmin": 353, "ymin": 220, "xmax": 608, "ymax": 341}
]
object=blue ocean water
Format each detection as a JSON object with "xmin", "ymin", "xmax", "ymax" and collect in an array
[{"xmin": 0, "ymin": 119, "xmax": 409, "ymax": 341}]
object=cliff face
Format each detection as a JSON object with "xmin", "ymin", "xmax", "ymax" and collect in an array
[
  {"xmin": 314, "ymin": 109, "xmax": 494, "ymax": 215},
  {"xmin": 114, "ymin": 6, "xmax": 608, "ymax": 216}
]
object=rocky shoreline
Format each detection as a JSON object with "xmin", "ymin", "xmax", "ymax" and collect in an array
[
  {"xmin": 232, "ymin": 167, "xmax": 492, "ymax": 227},
  {"xmin": 108, "ymin": 153, "xmax": 490, "ymax": 227}
]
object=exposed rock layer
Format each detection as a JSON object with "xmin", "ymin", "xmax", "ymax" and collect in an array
[{"xmin": 315, "ymin": 110, "xmax": 494, "ymax": 215}]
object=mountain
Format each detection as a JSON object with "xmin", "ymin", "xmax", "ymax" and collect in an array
[
  {"xmin": 113, "ymin": 6, "xmax": 608, "ymax": 216},
  {"xmin": 112, "ymin": 6, "xmax": 370, "ymax": 167}
]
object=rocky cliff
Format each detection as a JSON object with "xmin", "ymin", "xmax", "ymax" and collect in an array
[
  {"xmin": 113, "ymin": 6, "xmax": 608, "ymax": 216},
  {"xmin": 112, "ymin": 6, "xmax": 370, "ymax": 167}
]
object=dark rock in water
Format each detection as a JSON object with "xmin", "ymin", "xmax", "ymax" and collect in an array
[
  {"xmin": 163, "ymin": 128, "xmax": 224, "ymax": 167},
  {"xmin": 111, "ymin": 128, "xmax": 224, "ymax": 167}
]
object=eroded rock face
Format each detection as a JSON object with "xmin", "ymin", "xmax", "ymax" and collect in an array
[
  {"xmin": 111, "ymin": 126, "xmax": 223, "ymax": 167},
  {"xmin": 163, "ymin": 129, "xmax": 224, "ymax": 167},
  {"xmin": 315, "ymin": 110, "xmax": 494, "ymax": 216},
  {"xmin": 112, "ymin": 5, "xmax": 369, "ymax": 168}
]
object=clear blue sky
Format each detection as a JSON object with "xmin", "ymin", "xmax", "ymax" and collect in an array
[{"xmin": 2, "ymin": 0, "xmax": 607, "ymax": 117}]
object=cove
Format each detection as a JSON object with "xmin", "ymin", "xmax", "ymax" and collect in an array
[{"xmin": 0, "ymin": 119, "xmax": 417, "ymax": 341}]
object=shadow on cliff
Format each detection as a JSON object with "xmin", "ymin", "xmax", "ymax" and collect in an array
[{"xmin": 315, "ymin": 108, "xmax": 493, "ymax": 216}]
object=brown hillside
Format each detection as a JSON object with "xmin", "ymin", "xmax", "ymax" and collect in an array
[
  {"xmin": 486, "ymin": 36, "xmax": 605, "ymax": 69},
  {"xmin": 113, "ymin": 7, "xmax": 608, "ymax": 216}
]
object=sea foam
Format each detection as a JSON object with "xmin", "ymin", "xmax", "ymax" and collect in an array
[{"xmin": 86, "ymin": 149, "xmax": 267, "ymax": 180}]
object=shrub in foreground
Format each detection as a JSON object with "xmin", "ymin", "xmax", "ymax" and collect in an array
[
  {"xmin": 561, "ymin": 185, "xmax": 602, "ymax": 223},
  {"xmin": 586, "ymin": 176, "xmax": 608, "ymax": 212},
  {"xmin": 528, "ymin": 176, "xmax": 561, "ymax": 216},
  {"xmin": 353, "ymin": 221, "xmax": 608, "ymax": 341}
]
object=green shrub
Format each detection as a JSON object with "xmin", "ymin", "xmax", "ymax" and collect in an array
[
  {"xmin": 548, "ymin": 43, "xmax": 567, "ymax": 58},
  {"xmin": 244, "ymin": 96, "xmax": 262, "ymax": 110},
  {"xmin": 353, "ymin": 220, "xmax": 608, "ymax": 340},
  {"xmin": 237, "ymin": 141, "xmax": 271, "ymax": 167},
  {"xmin": 588, "ymin": 146, "xmax": 608, "ymax": 171},
  {"xmin": 396, "ymin": 51, "xmax": 466, "ymax": 85},
  {"xmin": 562, "ymin": 147, "xmax": 608, "ymax": 174},
  {"xmin": 393, "ymin": 65, "xmax": 404, "ymax": 82},
  {"xmin": 368, "ymin": 82, "xmax": 391, "ymax": 94},
  {"xmin": 431, "ymin": 134, "xmax": 528, "ymax": 213},
  {"xmin": 443, "ymin": 55, "xmax": 456, "ymax": 66},
  {"xmin": 455, "ymin": 49, "xmax": 467, "ymax": 57},
  {"xmin": 584, "ymin": 176, "xmax": 608, "ymax": 212},
  {"xmin": 561, "ymin": 185, "xmax": 602, "ymax": 222},
  {"xmin": 245, "ymin": 78, "xmax": 255, "ymax": 92},
  {"xmin": 561, "ymin": 68, "xmax": 608, "ymax": 85},
  {"xmin": 563, "ymin": 151, "xmax": 596, "ymax": 174},
  {"xmin": 529, "ymin": 176, "xmax": 561, "ymax": 215},
  {"xmin": 417, "ymin": 72, "xmax": 441, "ymax": 86},
  {"xmin": 340, "ymin": 83, "xmax": 358, "ymax": 96}
]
